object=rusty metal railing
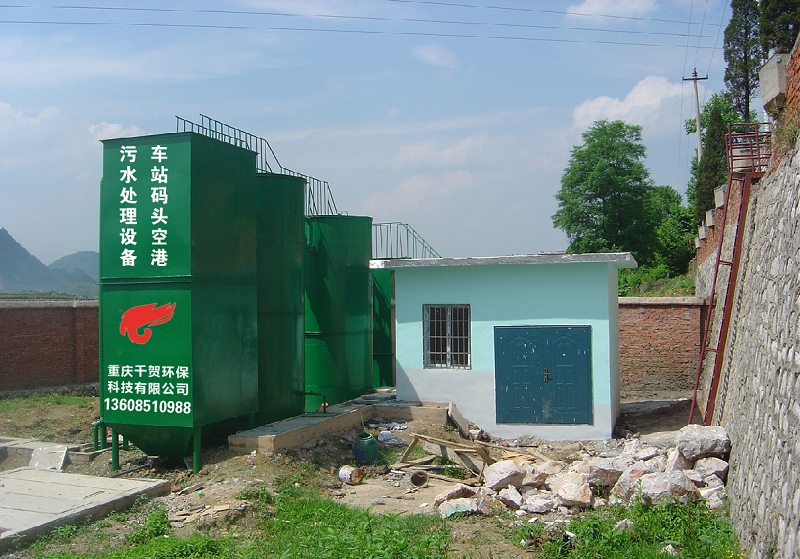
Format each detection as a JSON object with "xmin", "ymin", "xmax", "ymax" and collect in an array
[{"xmin": 726, "ymin": 122, "xmax": 771, "ymax": 175}]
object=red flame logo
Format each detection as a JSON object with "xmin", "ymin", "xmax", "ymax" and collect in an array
[{"xmin": 120, "ymin": 302, "xmax": 176, "ymax": 344}]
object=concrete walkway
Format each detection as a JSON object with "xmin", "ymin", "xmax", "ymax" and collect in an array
[{"xmin": 0, "ymin": 467, "xmax": 170, "ymax": 552}]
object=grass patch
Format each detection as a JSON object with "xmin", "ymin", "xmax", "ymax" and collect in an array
[
  {"xmin": 619, "ymin": 267, "xmax": 695, "ymax": 297},
  {"xmin": 0, "ymin": 395, "xmax": 94, "ymax": 414},
  {"xmin": 126, "ymin": 505, "xmax": 171, "ymax": 545},
  {"xmin": 537, "ymin": 500, "xmax": 742, "ymax": 558}
]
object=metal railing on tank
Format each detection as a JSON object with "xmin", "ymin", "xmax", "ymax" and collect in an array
[
  {"xmin": 176, "ymin": 115, "xmax": 339, "ymax": 217},
  {"xmin": 283, "ymin": 169, "xmax": 338, "ymax": 216},
  {"xmin": 176, "ymin": 114, "xmax": 283, "ymax": 173},
  {"xmin": 372, "ymin": 222, "xmax": 441, "ymax": 259},
  {"xmin": 726, "ymin": 122, "xmax": 772, "ymax": 174}
]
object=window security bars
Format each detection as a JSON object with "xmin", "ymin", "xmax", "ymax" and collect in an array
[{"xmin": 424, "ymin": 305, "xmax": 470, "ymax": 369}]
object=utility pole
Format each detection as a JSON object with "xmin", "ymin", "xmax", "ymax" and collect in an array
[{"xmin": 683, "ymin": 68, "xmax": 709, "ymax": 161}]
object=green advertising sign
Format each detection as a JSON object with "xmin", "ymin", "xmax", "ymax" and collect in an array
[
  {"xmin": 100, "ymin": 135, "xmax": 191, "ymax": 279},
  {"xmin": 100, "ymin": 287, "xmax": 193, "ymax": 427}
]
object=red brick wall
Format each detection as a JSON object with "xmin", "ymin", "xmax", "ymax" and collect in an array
[
  {"xmin": 0, "ymin": 302, "xmax": 98, "ymax": 391},
  {"xmin": 1, "ymin": 299, "xmax": 704, "ymax": 400},
  {"xmin": 618, "ymin": 297, "xmax": 706, "ymax": 401}
]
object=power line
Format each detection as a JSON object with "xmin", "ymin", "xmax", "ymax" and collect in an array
[
  {"xmin": 384, "ymin": 0, "xmax": 724, "ymax": 27},
  {"xmin": 0, "ymin": 3, "xmax": 719, "ymax": 40}
]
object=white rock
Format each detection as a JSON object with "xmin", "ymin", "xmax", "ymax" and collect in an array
[
  {"xmin": 483, "ymin": 460, "xmax": 525, "ymax": 490},
  {"xmin": 636, "ymin": 471, "xmax": 701, "ymax": 504},
  {"xmin": 519, "ymin": 461, "xmax": 548, "ymax": 488},
  {"xmin": 613, "ymin": 518, "xmax": 634, "ymax": 533},
  {"xmin": 633, "ymin": 447, "xmax": 660, "ymax": 461},
  {"xmin": 551, "ymin": 472, "xmax": 592, "ymax": 507},
  {"xmin": 665, "ymin": 448, "xmax": 694, "ymax": 472},
  {"xmin": 683, "ymin": 470, "xmax": 705, "ymax": 486},
  {"xmin": 661, "ymin": 543, "xmax": 679, "ymax": 556},
  {"xmin": 437, "ymin": 497, "xmax": 488, "ymax": 519},
  {"xmin": 497, "ymin": 486, "xmax": 524, "ymax": 510},
  {"xmin": 521, "ymin": 494, "xmax": 557, "ymax": 514},
  {"xmin": 703, "ymin": 474, "xmax": 724, "ymax": 489},
  {"xmin": 699, "ymin": 485, "xmax": 727, "ymax": 510},
  {"xmin": 675, "ymin": 425, "xmax": 731, "ymax": 461},
  {"xmin": 610, "ymin": 466, "xmax": 653, "ymax": 502},
  {"xmin": 621, "ymin": 439, "xmax": 642, "ymax": 456},
  {"xmin": 693, "ymin": 457, "xmax": 729, "ymax": 482},
  {"xmin": 536, "ymin": 460, "xmax": 567, "ymax": 476},
  {"xmin": 569, "ymin": 456, "xmax": 633, "ymax": 487},
  {"xmin": 433, "ymin": 483, "xmax": 478, "ymax": 507}
]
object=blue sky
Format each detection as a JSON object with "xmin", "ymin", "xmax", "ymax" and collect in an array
[{"xmin": 0, "ymin": 0, "xmax": 734, "ymax": 262}]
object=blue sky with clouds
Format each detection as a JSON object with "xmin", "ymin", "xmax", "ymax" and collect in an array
[{"xmin": 0, "ymin": 0, "xmax": 734, "ymax": 262}]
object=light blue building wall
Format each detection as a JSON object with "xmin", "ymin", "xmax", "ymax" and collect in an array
[{"xmin": 371, "ymin": 253, "xmax": 636, "ymax": 440}]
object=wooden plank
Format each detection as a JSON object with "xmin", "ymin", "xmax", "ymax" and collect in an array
[
  {"xmin": 447, "ymin": 402, "xmax": 470, "ymax": 438},
  {"xmin": 421, "ymin": 441, "xmax": 483, "ymax": 474},
  {"xmin": 472, "ymin": 440, "xmax": 552, "ymax": 463},
  {"xmin": 397, "ymin": 435, "xmax": 419, "ymax": 464}
]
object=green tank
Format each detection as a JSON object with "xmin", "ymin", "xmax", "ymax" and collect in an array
[
  {"xmin": 99, "ymin": 132, "xmax": 258, "ymax": 464},
  {"xmin": 304, "ymin": 215, "xmax": 373, "ymax": 411},
  {"xmin": 254, "ymin": 173, "xmax": 306, "ymax": 424},
  {"xmin": 371, "ymin": 269, "xmax": 395, "ymax": 388}
]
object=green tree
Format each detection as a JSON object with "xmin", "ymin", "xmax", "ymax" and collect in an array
[
  {"xmin": 724, "ymin": 0, "xmax": 764, "ymax": 121},
  {"xmin": 759, "ymin": 0, "xmax": 800, "ymax": 54},
  {"xmin": 648, "ymin": 185, "xmax": 696, "ymax": 275},
  {"xmin": 552, "ymin": 120, "xmax": 656, "ymax": 265},
  {"xmin": 694, "ymin": 103, "xmax": 729, "ymax": 223}
]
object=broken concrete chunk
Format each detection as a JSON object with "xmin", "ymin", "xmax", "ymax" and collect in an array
[
  {"xmin": 29, "ymin": 445, "xmax": 69, "ymax": 471},
  {"xmin": 675, "ymin": 425, "xmax": 731, "ymax": 461},
  {"xmin": 433, "ymin": 483, "xmax": 478, "ymax": 507},
  {"xmin": 621, "ymin": 439, "xmax": 642, "ymax": 456},
  {"xmin": 497, "ymin": 486, "xmax": 524, "ymax": 510},
  {"xmin": 665, "ymin": 448, "xmax": 694, "ymax": 472},
  {"xmin": 437, "ymin": 497, "xmax": 489, "ymax": 519},
  {"xmin": 636, "ymin": 471, "xmax": 701, "ymax": 505},
  {"xmin": 693, "ymin": 457, "xmax": 729, "ymax": 482},
  {"xmin": 483, "ymin": 460, "xmax": 525, "ymax": 490}
]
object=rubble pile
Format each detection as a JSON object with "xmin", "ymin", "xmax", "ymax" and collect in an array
[{"xmin": 434, "ymin": 425, "xmax": 731, "ymax": 519}]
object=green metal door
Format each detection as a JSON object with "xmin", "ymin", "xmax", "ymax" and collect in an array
[{"xmin": 494, "ymin": 326, "xmax": 592, "ymax": 424}]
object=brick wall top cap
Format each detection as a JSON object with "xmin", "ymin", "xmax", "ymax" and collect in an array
[
  {"xmin": 619, "ymin": 297, "xmax": 707, "ymax": 306},
  {"xmin": 0, "ymin": 300, "xmax": 98, "ymax": 309}
]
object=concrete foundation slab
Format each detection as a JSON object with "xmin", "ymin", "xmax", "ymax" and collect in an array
[
  {"xmin": 229, "ymin": 402, "xmax": 448, "ymax": 454},
  {"xmin": 29, "ymin": 445, "xmax": 69, "ymax": 471},
  {"xmin": 0, "ymin": 467, "xmax": 170, "ymax": 552}
]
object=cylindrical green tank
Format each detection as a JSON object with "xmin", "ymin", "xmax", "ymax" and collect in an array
[
  {"xmin": 371, "ymin": 269, "xmax": 395, "ymax": 388},
  {"xmin": 255, "ymin": 173, "xmax": 306, "ymax": 425},
  {"xmin": 304, "ymin": 215, "xmax": 373, "ymax": 411}
]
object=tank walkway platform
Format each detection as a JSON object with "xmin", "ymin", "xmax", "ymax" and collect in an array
[{"xmin": 229, "ymin": 395, "xmax": 450, "ymax": 454}]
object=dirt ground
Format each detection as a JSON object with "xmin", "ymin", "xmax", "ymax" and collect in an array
[{"xmin": 0, "ymin": 391, "xmax": 700, "ymax": 558}]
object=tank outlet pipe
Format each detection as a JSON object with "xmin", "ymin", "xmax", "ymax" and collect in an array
[{"xmin": 301, "ymin": 391, "xmax": 328, "ymax": 413}]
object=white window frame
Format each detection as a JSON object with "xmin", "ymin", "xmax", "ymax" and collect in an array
[{"xmin": 423, "ymin": 304, "xmax": 471, "ymax": 369}]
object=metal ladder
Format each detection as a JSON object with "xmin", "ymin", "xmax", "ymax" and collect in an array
[{"xmin": 689, "ymin": 122, "xmax": 771, "ymax": 425}]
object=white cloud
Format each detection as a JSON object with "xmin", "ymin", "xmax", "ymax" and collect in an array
[
  {"xmin": 394, "ymin": 133, "xmax": 492, "ymax": 168},
  {"xmin": 361, "ymin": 170, "xmax": 475, "ymax": 216},
  {"xmin": 413, "ymin": 43, "xmax": 458, "ymax": 68},
  {"xmin": 567, "ymin": 0, "xmax": 658, "ymax": 19},
  {"xmin": 89, "ymin": 122, "xmax": 145, "ymax": 141},
  {"xmin": 572, "ymin": 75, "xmax": 692, "ymax": 131}
]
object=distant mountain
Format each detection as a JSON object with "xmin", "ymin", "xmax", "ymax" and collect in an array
[
  {"xmin": 0, "ymin": 228, "xmax": 97, "ymax": 298},
  {"xmin": 49, "ymin": 251, "xmax": 98, "ymax": 282}
]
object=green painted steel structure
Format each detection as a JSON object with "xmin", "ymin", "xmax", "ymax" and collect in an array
[
  {"xmin": 304, "ymin": 215, "xmax": 373, "ymax": 411},
  {"xmin": 371, "ymin": 269, "xmax": 394, "ymax": 388},
  {"xmin": 99, "ymin": 132, "xmax": 258, "ymax": 462},
  {"xmin": 254, "ymin": 173, "xmax": 306, "ymax": 424}
]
